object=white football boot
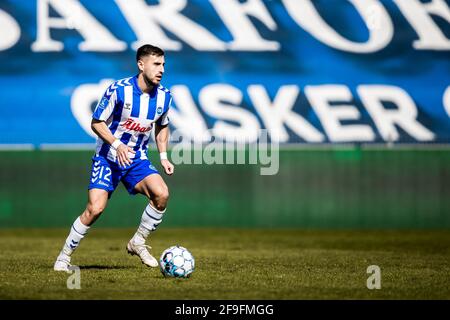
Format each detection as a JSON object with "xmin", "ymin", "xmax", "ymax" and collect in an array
[
  {"xmin": 53, "ymin": 252, "xmax": 71, "ymax": 272},
  {"xmin": 126, "ymin": 240, "xmax": 158, "ymax": 268}
]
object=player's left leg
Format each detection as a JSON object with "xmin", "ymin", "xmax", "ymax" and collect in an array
[
  {"xmin": 133, "ymin": 173, "xmax": 169, "ymax": 234},
  {"xmin": 127, "ymin": 174, "xmax": 169, "ymax": 267}
]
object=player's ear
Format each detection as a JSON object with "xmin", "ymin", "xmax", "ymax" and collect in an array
[{"xmin": 137, "ymin": 59, "xmax": 144, "ymax": 72}]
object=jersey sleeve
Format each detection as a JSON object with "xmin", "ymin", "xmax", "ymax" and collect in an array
[
  {"xmin": 156, "ymin": 95, "xmax": 172, "ymax": 126},
  {"xmin": 92, "ymin": 84, "xmax": 118, "ymax": 121}
]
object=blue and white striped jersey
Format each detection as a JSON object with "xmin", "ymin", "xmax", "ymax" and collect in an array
[{"xmin": 92, "ymin": 75, "xmax": 171, "ymax": 163}]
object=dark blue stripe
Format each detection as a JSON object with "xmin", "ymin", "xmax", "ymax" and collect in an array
[
  {"xmin": 131, "ymin": 75, "xmax": 142, "ymax": 94},
  {"xmin": 120, "ymin": 132, "xmax": 132, "ymax": 145},
  {"xmin": 92, "ymin": 104, "xmax": 106, "ymax": 120},
  {"xmin": 147, "ymin": 92, "xmax": 157, "ymax": 120},
  {"xmin": 154, "ymin": 91, "xmax": 170, "ymax": 125},
  {"xmin": 131, "ymin": 91, "xmax": 140, "ymax": 117},
  {"xmin": 99, "ymin": 87, "xmax": 124, "ymax": 157},
  {"xmin": 72, "ymin": 225, "xmax": 86, "ymax": 236},
  {"xmin": 141, "ymin": 137, "xmax": 149, "ymax": 156},
  {"xmin": 109, "ymin": 86, "xmax": 124, "ymax": 135},
  {"xmin": 99, "ymin": 143, "xmax": 111, "ymax": 158},
  {"xmin": 144, "ymin": 209, "xmax": 163, "ymax": 222},
  {"xmin": 133, "ymin": 134, "xmax": 145, "ymax": 159},
  {"xmin": 156, "ymin": 111, "xmax": 167, "ymax": 126},
  {"xmin": 133, "ymin": 134, "xmax": 145, "ymax": 151},
  {"xmin": 93, "ymin": 85, "xmax": 115, "ymax": 119},
  {"xmin": 163, "ymin": 91, "xmax": 171, "ymax": 113}
]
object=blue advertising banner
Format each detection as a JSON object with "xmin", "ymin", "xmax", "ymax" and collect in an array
[{"xmin": 0, "ymin": 0, "xmax": 449, "ymax": 147}]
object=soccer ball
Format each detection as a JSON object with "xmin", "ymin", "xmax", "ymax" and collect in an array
[{"xmin": 159, "ymin": 245, "xmax": 195, "ymax": 278}]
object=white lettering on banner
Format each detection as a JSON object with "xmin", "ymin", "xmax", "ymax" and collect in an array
[
  {"xmin": 443, "ymin": 86, "xmax": 450, "ymax": 118},
  {"xmin": 357, "ymin": 85, "xmax": 435, "ymax": 142},
  {"xmin": 282, "ymin": 0, "xmax": 394, "ymax": 53},
  {"xmin": 367, "ymin": 4, "xmax": 383, "ymax": 31},
  {"xmin": 71, "ymin": 82, "xmax": 437, "ymax": 143},
  {"xmin": 394, "ymin": 0, "xmax": 450, "ymax": 50},
  {"xmin": 0, "ymin": 9, "xmax": 20, "ymax": 51},
  {"xmin": 31, "ymin": 0, "xmax": 126, "ymax": 52},
  {"xmin": 305, "ymin": 85, "xmax": 375, "ymax": 142},
  {"xmin": 248, "ymin": 85, "xmax": 324, "ymax": 143},
  {"xmin": 1, "ymin": 0, "xmax": 449, "ymax": 52},
  {"xmin": 169, "ymin": 85, "xmax": 211, "ymax": 142},
  {"xmin": 116, "ymin": 0, "xmax": 226, "ymax": 51},
  {"xmin": 199, "ymin": 84, "xmax": 261, "ymax": 143},
  {"xmin": 71, "ymin": 79, "xmax": 114, "ymax": 138},
  {"xmin": 210, "ymin": 0, "xmax": 279, "ymax": 51}
]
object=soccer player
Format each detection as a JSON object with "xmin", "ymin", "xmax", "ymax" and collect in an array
[{"xmin": 54, "ymin": 44, "xmax": 175, "ymax": 271}]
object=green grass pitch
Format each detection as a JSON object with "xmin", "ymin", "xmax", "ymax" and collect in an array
[{"xmin": 0, "ymin": 228, "xmax": 449, "ymax": 299}]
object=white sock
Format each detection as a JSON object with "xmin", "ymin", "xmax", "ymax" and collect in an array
[
  {"xmin": 61, "ymin": 216, "xmax": 90, "ymax": 256},
  {"xmin": 132, "ymin": 203, "xmax": 165, "ymax": 245}
]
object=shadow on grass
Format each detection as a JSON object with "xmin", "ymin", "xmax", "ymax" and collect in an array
[{"xmin": 79, "ymin": 265, "xmax": 130, "ymax": 270}]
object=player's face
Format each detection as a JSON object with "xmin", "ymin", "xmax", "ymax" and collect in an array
[{"xmin": 138, "ymin": 54, "xmax": 165, "ymax": 86}]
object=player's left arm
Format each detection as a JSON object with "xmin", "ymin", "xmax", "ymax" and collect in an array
[{"xmin": 155, "ymin": 123, "xmax": 174, "ymax": 175}]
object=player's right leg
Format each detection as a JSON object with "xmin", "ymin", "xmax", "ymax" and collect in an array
[
  {"xmin": 54, "ymin": 155, "xmax": 119, "ymax": 272},
  {"xmin": 53, "ymin": 189, "xmax": 109, "ymax": 272}
]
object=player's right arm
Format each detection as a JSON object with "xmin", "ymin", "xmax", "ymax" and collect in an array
[
  {"xmin": 92, "ymin": 84, "xmax": 135, "ymax": 167},
  {"xmin": 91, "ymin": 119, "xmax": 135, "ymax": 167},
  {"xmin": 90, "ymin": 119, "xmax": 132, "ymax": 167}
]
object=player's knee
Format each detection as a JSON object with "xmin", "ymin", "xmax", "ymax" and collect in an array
[
  {"xmin": 154, "ymin": 186, "xmax": 169, "ymax": 209},
  {"xmin": 161, "ymin": 186, "xmax": 170, "ymax": 203},
  {"xmin": 86, "ymin": 202, "xmax": 105, "ymax": 217},
  {"xmin": 162, "ymin": 187, "xmax": 169, "ymax": 202}
]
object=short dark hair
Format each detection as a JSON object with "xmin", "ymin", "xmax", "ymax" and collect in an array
[{"xmin": 136, "ymin": 44, "xmax": 165, "ymax": 62}]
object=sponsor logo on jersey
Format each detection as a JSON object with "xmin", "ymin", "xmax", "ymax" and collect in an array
[{"xmin": 121, "ymin": 118, "xmax": 152, "ymax": 132}]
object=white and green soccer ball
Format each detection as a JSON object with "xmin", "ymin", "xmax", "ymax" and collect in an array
[{"xmin": 159, "ymin": 245, "xmax": 195, "ymax": 278}]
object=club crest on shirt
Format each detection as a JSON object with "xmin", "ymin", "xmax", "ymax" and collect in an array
[{"xmin": 156, "ymin": 107, "xmax": 163, "ymax": 115}]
